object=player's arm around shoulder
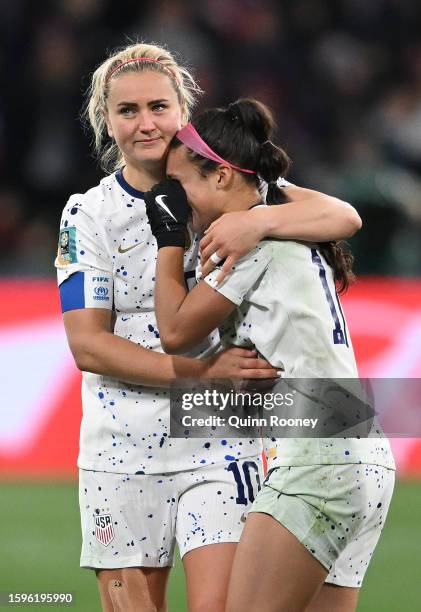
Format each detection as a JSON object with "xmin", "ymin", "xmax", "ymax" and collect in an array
[
  {"xmin": 199, "ymin": 186, "xmax": 361, "ymax": 284},
  {"xmin": 272, "ymin": 184, "xmax": 362, "ymax": 239}
]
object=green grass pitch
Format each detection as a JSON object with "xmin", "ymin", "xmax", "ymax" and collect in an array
[{"xmin": 0, "ymin": 480, "xmax": 420, "ymax": 611}]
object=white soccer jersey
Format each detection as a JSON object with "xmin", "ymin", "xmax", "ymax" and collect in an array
[
  {"xmin": 56, "ymin": 169, "xmax": 261, "ymax": 474},
  {"xmin": 203, "ymin": 225, "xmax": 395, "ymax": 470}
]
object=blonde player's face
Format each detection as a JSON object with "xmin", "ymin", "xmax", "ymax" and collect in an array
[
  {"xmin": 167, "ymin": 145, "xmax": 222, "ymax": 232},
  {"xmin": 105, "ymin": 71, "xmax": 183, "ymax": 170}
]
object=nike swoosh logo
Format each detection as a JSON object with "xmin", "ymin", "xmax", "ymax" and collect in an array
[
  {"xmin": 155, "ymin": 195, "xmax": 178, "ymax": 221},
  {"xmin": 118, "ymin": 243, "xmax": 142, "ymax": 254}
]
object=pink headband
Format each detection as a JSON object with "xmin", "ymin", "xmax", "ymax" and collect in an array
[
  {"xmin": 176, "ymin": 123, "xmax": 256, "ymax": 174},
  {"xmin": 106, "ymin": 57, "xmax": 176, "ymax": 83}
]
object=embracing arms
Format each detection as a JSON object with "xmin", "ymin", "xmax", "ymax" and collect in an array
[
  {"xmin": 145, "ymin": 179, "xmax": 361, "ymax": 355},
  {"xmin": 63, "ymin": 307, "xmax": 278, "ymax": 385},
  {"xmin": 257, "ymin": 185, "xmax": 361, "ymax": 239},
  {"xmin": 57, "ymin": 191, "xmax": 278, "ymax": 385},
  {"xmin": 200, "ymin": 185, "xmax": 361, "ymax": 282},
  {"xmin": 63, "ymin": 307, "xmax": 203, "ymax": 385}
]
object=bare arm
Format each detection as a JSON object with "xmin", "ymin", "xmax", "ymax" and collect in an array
[
  {"xmin": 63, "ymin": 305, "xmax": 278, "ymax": 385},
  {"xmin": 63, "ymin": 307, "xmax": 206, "ymax": 385},
  {"xmin": 254, "ymin": 186, "xmax": 362, "ymax": 241},
  {"xmin": 200, "ymin": 186, "xmax": 362, "ymax": 282},
  {"xmin": 155, "ymin": 247, "xmax": 236, "ymax": 354}
]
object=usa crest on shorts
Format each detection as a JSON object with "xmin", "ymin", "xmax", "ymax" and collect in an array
[{"xmin": 94, "ymin": 513, "xmax": 115, "ymax": 546}]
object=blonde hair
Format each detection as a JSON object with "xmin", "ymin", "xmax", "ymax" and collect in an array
[{"xmin": 84, "ymin": 42, "xmax": 203, "ymax": 173}]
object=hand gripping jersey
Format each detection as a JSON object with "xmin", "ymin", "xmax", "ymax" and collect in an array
[
  {"xmin": 56, "ymin": 169, "xmax": 261, "ymax": 474},
  {"xmin": 202, "ymin": 220, "xmax": 395, "ymax": 471}
]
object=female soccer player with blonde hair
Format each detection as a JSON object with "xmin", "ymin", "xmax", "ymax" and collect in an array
[{"xmin": 56, "ymin": 41, "xmax": 362, "ymax": 611}]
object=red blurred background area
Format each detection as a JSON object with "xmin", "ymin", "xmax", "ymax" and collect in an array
[{"xmin": 1, "ymin": 277, "xmax": 420, "ymax": 480}]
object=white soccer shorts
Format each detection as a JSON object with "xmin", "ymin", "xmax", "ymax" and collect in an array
[
  {"xmin": 79, "ymin": 455, "xmax": 264, "ymax": 569},
  {"xmin": 251, "ymin": 463, "xmax": 395, "ymax": 587}
]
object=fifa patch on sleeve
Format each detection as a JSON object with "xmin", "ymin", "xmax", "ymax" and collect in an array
[
  {"xmin": 59, "ymin": 271, "xmax": 113, "ymax": 312},
  {"xmin": 56, "ymin": 226, "xmax": 77, "ymax": 266}
]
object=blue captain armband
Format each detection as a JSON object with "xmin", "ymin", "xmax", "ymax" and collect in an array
[
  {"xmin": 59, "ymin": 272, "xmax": 85, "ymax": 312},
  {"xmin": 59, "ymin": 271, "xmax": 113, "ymax": 312}
]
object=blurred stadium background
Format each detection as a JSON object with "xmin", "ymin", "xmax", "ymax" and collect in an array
[{"xmin": 1, "ymin": 1, "xmax": 420, "ymax": 610}]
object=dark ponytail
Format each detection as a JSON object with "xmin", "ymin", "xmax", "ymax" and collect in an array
[
  {"xmin": 171, "ymin": 97, "xmax": 291, "ymax": 203},
  {"xmin": 228, "ymin": 101, "xmax": 355, "ymax": 292},
  {"xmin": 258, "ymin": 140, "xmax": 290, "ymax": 203},
  {"xmin": 319, "ymin": 241, "xmax": 355, "ymax": 294}
]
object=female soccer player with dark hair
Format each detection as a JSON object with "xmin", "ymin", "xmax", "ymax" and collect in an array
[
  {"xmin": 56, "ymin": 40, "xmax": 362, "ymax": 611},
  {"xmin": 145, "ymin": 98, "xmax": 395, "ymax": 612}
]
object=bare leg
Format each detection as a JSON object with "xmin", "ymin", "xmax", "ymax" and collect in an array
[
  {"xmin": 306, "ymin": 583, "xmax": 359, "ymax": 612},
  {"xmin": 183, "ymin": 543, "xmax": 237, "ymax": 612},
  {"xmin": 96, "ymin": 567, "xmax": 170, "ymax": 612},
  {"xmin": 226, "ymin": 513, "xmax": 328, "ymax": 612}
]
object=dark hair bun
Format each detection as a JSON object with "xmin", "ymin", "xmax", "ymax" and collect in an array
[
  {"xmin": 227, "ymin": 99, "xmax": 275, "ymax": 143},
  {"xmin": 173, "ymin": 97, "xmax": 292, "ymax": 204},
  {"xmin": 230, "ymin": 99, "xmax": 291, "ymax": 202}
]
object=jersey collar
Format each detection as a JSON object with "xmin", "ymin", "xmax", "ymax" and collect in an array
[{"xmin": 115, "ymin": 168, "xmax": 145, "ymax": 199}]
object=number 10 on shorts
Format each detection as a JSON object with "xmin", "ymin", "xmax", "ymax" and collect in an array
[{"xmin": 228, "ymin": 460, "xmax": 261, "ymax": 505}]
